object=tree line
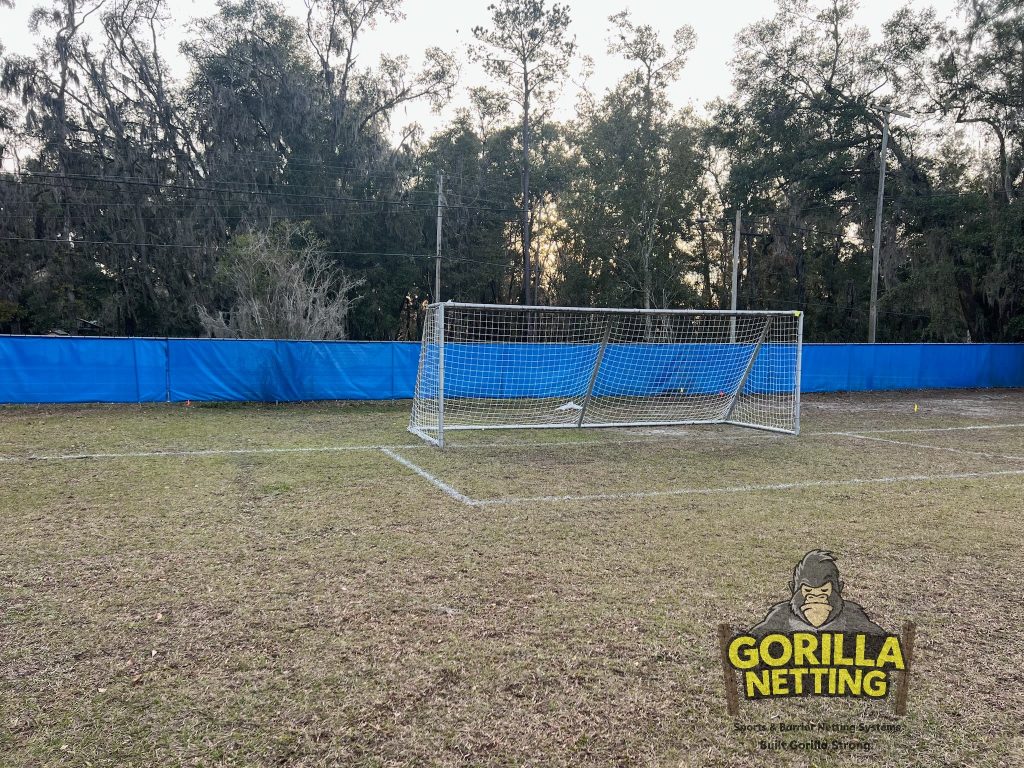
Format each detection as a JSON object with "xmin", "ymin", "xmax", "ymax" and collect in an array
[{"xmin": 0, "ymin": 0, "xmax": 1021, "ymax": 343}]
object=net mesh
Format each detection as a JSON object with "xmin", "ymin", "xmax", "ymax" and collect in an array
[{"xmin": 409, "ymin": 304, "xmax": 801, "ymax": 446}]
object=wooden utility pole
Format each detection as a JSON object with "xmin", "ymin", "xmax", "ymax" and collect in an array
[
  {"xmin": 435, "ymin": 172, "xmax": 444, "ymax": 302},
  {"xmin": 731, "ymin": 209, "xmax": 741, "ymax": 342},
  {"xmin": 869, "ymin": 111, "xmax": 890, "ymax": 343}
]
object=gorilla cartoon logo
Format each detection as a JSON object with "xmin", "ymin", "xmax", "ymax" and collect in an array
[{"xmin": 749, "ymin": 550, "xmax": 885, "ymax": 636}]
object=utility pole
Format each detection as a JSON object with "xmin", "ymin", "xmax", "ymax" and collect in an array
[
  {"xmin": 731, "ymin": 209, "xmax": 741, "ymax": 342},
  {"xmin": 868, "ymin": 111, "xmax": 889, "ymax": 344},
  {"xmin": 435, "ymin": 171, "xmax": 444, "ymax": 303}
]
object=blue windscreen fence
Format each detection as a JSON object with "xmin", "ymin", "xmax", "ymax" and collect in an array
[
  {"xmin": 0, "ymin": 336, "xmax": 1021, "ymax": 404},
  {"xmin": 425, "ymin": 343, "xmax": 798, "ymax": 398}
]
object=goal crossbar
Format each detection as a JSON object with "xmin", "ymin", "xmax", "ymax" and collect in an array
[
  {"xmin": 432, "ymin": 303, "xmax": 802, "ymax": 316},
  {"xmin": 409, "ymin": 303, "xmax": 803, "ymax": 447}
]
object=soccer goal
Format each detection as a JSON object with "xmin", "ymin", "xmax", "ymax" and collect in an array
[{"xmin": 409, "ymin": 303, "xmax": 802, "ymax": 447}]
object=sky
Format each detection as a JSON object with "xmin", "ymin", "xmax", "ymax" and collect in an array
[{"xmin": 0, "ymin": 0, "xmax": 961, "ymax": 137}]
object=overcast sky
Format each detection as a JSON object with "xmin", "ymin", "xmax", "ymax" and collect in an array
[{"xmin": 0, "ymin": 0, "xmax": 961, "ymax": 136}]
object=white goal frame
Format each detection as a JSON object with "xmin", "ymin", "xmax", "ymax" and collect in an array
[{"xmin": 409, "ymin": 303, "xmax": 803, "ymax": 447}]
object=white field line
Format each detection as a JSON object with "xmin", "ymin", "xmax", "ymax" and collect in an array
[
  {"xmin": 824, "ymin": 422, "xmax": 1024, "ymax": 436},
  {"xmin": 378, "ymin": 448, "xmax": 476, "ymax": 507},
  {"xmin": 0, "ymin": 433, "xmax": 768, "ymax": 462},
  {"xmin": 404, "ymin": 422, "xmax": 1024, "ymax": 451},
  {"xmin": 836, "ymin": 432, "xmax": 1024, "ymax": 462},
  {"xmin": 3, "ymin": 421, "xmax": 1023, "ymax": 463},
  {"xmin": 471, "ymin": 468, "xmax": 1024, "ymax": 507},
  {"xmin": 0, "ymin": 444, "xmax": 408, "ymax": 463}
]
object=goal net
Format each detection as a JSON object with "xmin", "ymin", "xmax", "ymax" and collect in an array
[{"xmin": 409, "ymin": 303, "xmax": 802, "ymax": 447}]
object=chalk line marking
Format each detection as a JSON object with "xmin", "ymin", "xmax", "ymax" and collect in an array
[
  {"xmin": 3, "ymin": 421, "xmax": 1023, "ymax": 463},
  {"xmin": 378, "ymin": 448, "xmax": 476, "ymax": 507},
  {"xmin": 470, "ymin": 468, "xmax": 1024, "ymax": 506},
  {"xmin": 837, "ymin": 432, "xmax": 1024, "ymax": 462},
  {"xmin": 392, "ymin": 423, "xmax": 1024, "ymax": 453},
  {"xmin": 827, "ymin": 422, "xmax": 1024, "ymax": 436},
  {"xmin": 0, "ymin": 444, "xmax": 406, "ymax": 463},
  {"xmin": 5, "ymin": 436, "xmax": 1022, "ymax": 508}
]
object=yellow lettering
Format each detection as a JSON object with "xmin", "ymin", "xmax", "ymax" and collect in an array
[
  {"xmin": 759, "ymin": 634, "xmax": 792, "ymax": 667},
  {"xmin": 810, "ymin": 667, "xmax": 829, "ymax": 694},
  {"xmin": 863, "ymin": 670, "xmax": 888, "ymax": 697},
  {"xmin": 771, "ymin": 668, "xmax": 790, "ymax": 695},
  {"xmin": 790, "ymin": 667, "xmax": 807, "ymax": 695},
  {"xmin": 745, "ymin": 670, "xmax": 771, "ymax": 697},
  {"xmin": 728, "ymin": 636, "xmax": 759, "ymax": 670},
  {"xmin": 793, "ymin": 633, "xmax": 819, "ymax": 666},
  {"xmin": 876, "ymin": 637, "xmax": 905, "ymax": 670},
  {"xmin": 833, "ymin": 634, "xmax": 853, "ymax": 665},
  {"xmin": 854, "ymin": 634, "xmax": 875, "ymax": 667},
  {"xmin": 838, "ymin": 668, "xmax": 862, "ymax": 695}
]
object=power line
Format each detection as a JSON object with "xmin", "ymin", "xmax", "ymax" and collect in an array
[
  {"xmin": 756, "ymin": 296, "xmax": 933, "ymax": 320},
  {"xmin": 10, "ymin": 172, "xmax": 525, "ymax": 215},
  {"xmin": 0, "ymin": 193, "xmax": 513, "ymax": 217},
  {"xmin": 0, "ymin": 234, "xmax": 514, "ymax": 267}
]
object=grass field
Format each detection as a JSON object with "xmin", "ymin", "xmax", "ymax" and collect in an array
[{"xmin": 2, "ymin": 390, "xmax": 1023, "ymax": 767}]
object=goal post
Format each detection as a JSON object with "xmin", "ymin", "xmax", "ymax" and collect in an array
[{"xmin": 409, "ymin": 303, "xmax": 803, "ymax": 447}]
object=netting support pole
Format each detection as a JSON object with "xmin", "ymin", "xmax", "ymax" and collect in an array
[
  {"xmin": 577, "ymin": 318, "xmax": 613, "ymax": 428},
  {"xmin": 730, "ymin": 209, "xmax": 741, "ymax": 343},
  {"xmin": 723, "ymin": 316, "xmax": 772, "ymax": 422},
  {"xmin": 434, "ymin": 172, "xmax": 444, "ymax": 302},
  {"xmin": 436, "ymin": 302, "xmax": 446, "ymax": 449}
]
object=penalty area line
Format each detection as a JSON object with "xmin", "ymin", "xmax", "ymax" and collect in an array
[
  {"xmin": 379, "ymin": 447, "xmax": 477, "ymax": 507},
  {"xmin": 470, "ymin": 468, "xmax": 1024, "ymax": 507}
]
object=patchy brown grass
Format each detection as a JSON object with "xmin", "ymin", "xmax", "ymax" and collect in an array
[{"xmin": 1, "ymin": 390, "xmax": 1023, "ymax": 767}]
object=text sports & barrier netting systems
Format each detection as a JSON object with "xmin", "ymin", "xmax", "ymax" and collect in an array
[{"xmin": 409, "ymin": 303, "xmax": 803, "ymax": 447}]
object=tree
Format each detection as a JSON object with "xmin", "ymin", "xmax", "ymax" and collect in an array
[
  {"xmin": 198, "ymin": 221, "xmax": 364, "ymax": 339},
  {"xmin": 704, "ymin": 0, "xmax": 949, "ymax": 340},
  {"xmin": 471, "ymin": 0, "xmax": 575, "ymax": 304},
  {"xmin": 1, "ymin": 0, "xmax": 200, "ymax": 335},
  {"xmin": 930, "ymin": 0, "xmax": 1024, "ymax": 203},
  {"xmin": 556, "ymin": 11, "xmax": 700, "ymax": 313},
  {"xmin": 303, "ymin": 0, "xmax": 456, "ymax": 148}
]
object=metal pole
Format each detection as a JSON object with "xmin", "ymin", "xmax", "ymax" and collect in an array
[
  {"xmin": 577, "ymin": 318, "xmax": 614, "ymax": 428},
  {"xmin": 869, "ymin": 113, "xmax": 889, "ymax": 343},
  {"xmin": 434, "ymin": 172, "xmax": 444, "ymax": 302},
  {"xmin": 430, "ymin": 302, "xmax": 797, "ymax": 315},
  {"xmin": 723, "ymin": 316, "xmax": 772, "ymax": 422},
  {"xmin": 731, "ymin": 209, "xmax": 741, "ymax": 342},
  {"xmin": 794, "ymin": 311, "xmax": 803, "ymax": 436},
  {"xmin": 436, "ymin": 302, "xmax": 445, "ymax": 449}
]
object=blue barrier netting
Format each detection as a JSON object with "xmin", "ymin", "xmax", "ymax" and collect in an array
[
  {"xmin": 800, "ymin": 344, "xmax": 1024, "ymax": 392},
  {"xmin": 168, "ymin": 339, "xmax": 420, "ymax": 402},
  {"xmin": 0, "ymin": 336, "xmax": 1021, "ymax": 404},
  {"xmin": 420, "ymin": 343, "xmax": 798, "ymax": 399},
  {"xmin": 0, "ymin": 336, "xmax": 168, "ymax": 403}
]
